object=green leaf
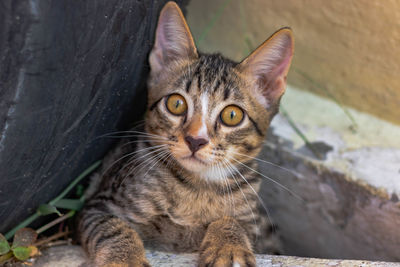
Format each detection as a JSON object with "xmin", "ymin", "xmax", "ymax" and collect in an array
[
  {"xmin": 12, "ymin": 228, "xmax": 37, "ymax": 248},
  {"xmin": 76, "ymin": 184, "xmax": 84, "ymax": 197},
  {"xmin": 4, "ymin": 213, "xmax": 40, "ymax": 240},
  {"xmin": 12, "ymin": 246, "xmax": 31, "ymax": 261},
  {"xmin": 4, "ymin": 161, "xmax": 100, "ymax": 241},
  {"xmin": 37, "ymin": 204, "xmax": 62, "ymax": 216},
  {"xmin": 49, "ymin": 160, "xmax": 101, "ymax": 205},
  {"xmin": 53, "ymin": 198, "xmax": 84, "ymax": 211},
  {"xmin": 0, "ymin": 234, "xmax": 10, "ymax": 255},
  {"xmin": 0, "ymin": 251, "xmax": 13, "ymax": 264}
]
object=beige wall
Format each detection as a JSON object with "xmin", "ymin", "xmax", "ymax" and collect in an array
[{"xmin": 187, "ymin": 0, "xmax": 400, "ymax": 125}]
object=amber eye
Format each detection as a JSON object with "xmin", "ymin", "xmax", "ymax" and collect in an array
[
  {"xmin": 166, "ymin": 94, "xmax": 187, "ymax": 115},
  {"xmin": 220, "ymin": 105, "xmax": 244, "ymax": 126}
]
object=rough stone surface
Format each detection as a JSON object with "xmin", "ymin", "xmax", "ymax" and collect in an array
[
  {"xmin": 23, "ymin": 245, "xmax": 400, "ymax": 267},
  {"xmin": 0, "ymin": 0, "xmax": 188, "ymax": 233},
  {"xmin": 186, "ymin": 0, "xmax": 400, "ymax": 125}
]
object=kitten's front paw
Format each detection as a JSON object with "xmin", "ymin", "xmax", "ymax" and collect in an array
[{"xmin": 198, "ymin": 244, "xmax": 256, "ymax": 267}]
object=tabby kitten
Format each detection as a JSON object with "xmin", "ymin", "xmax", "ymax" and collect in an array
[{"xmin": 78, "ymin": 2, "xmax": 294, "ymax": 267}]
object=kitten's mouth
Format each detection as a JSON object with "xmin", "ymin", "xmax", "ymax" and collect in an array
[{"xmin": 181, "ymin": 154, "xmax": 208, "ymax": 166}]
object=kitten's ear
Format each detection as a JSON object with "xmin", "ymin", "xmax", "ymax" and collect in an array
[
  {"xmin": 238, "ymin": 28, "xmax": 294, "ymax": 108},
  {"xmin": 149, "ymin": 2, "xmax": 198, "ymax": 74}
]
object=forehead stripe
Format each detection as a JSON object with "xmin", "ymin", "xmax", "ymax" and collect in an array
[
  {"xmin": 223, "ymin": 86, "xmax": 230, "ymax": 100},
  {"xmin": 197, "ymin": 74, "xmax": 202, "ymax": 91},
  {"xmin": 197, "ymin": 94, "xmax": 209, "ymax": 137},
  {"xmin": 185, "ymin": 78, "xmax": 192, "ymax": 93},
  {"xmin": 212, "ymin": 78, "xmax": 221, "ymax": 93},
  {"xmin": 184, "ymin": 62, "xmax": 198, "ymax": 93}
]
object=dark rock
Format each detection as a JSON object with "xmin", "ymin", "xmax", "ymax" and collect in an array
[
  {"xmin": 259, "ymin": 141, "xmax": 400, "ymax": 261},
  {"xmin": 0, "ymin": 0, "xmax": 188, "ymax": 233}
]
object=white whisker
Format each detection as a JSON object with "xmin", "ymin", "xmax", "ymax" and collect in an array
[
  {"xmin": 142, "ymin": 150, "xmax": 171, "ymax": 178},
  {"xmin": 124, "ymin": 145, "xmax": 169, "ymax": 169},
  {"xmin": 231, "ymin": 151, "xmax": 300, "ymax": 177},
  {"xmin": 223, "ymin": 159, "xmax": 257, "ymax": 235},
  {"xmin": 229, "ymin": 156, "xmax": 304, "ymax": 202},
  {"xmin": 216, "ymin": 161, "xmax": 232, "ymax": 217},
  {"xmin": 119, "ymin": 139, "xmax": 174, "ymax": 149},
  {"xmin": 101, "ymin": 144, "xmax": 168, "ymax": 176},
  {"xmin": 226, "ymin": 158, "xmax": 275, "ymax": 230},
  {"xmin": 122, "ymin": 148, "xmax": 170, "ymax": 184},
  {"xmin": 96, "ymin": 130, "xmax": 168, "ymax": 140}
]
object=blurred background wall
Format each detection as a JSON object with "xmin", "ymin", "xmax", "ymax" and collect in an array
[
  {"xmin": 187, "ymin": 0, "xmax": 400, "ymax": 125},
  {"xmin": 187, "ymin": 0, "xmax": 400, "ymax": 261}
]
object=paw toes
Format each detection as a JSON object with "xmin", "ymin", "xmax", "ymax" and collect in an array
[
  {"xmin": 199, "ymin": 246, "xmax": 256, "ymax": 267},
  {"xmin": 243, "ymin": 252, "xmax": 256, "ymax": 267}
]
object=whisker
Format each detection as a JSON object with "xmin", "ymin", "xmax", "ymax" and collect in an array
[
  {"xmin": 119, "ymin": 139, "xmax": 174, "ymax": 149},
  {"xmin": 223, "ymin": 159, "xmax": 257, "ymax": 235},
  {"xmin": 103, "ymin": 144, "xmax": 169, "ymax": 176},
  {"xmin": 225, "ymin": 166, "xmax": 236, "ymax": 219},
  {"xmin": 228, "ymin": 156, "xmax": 304, "ymax": 202},
  {"xmin": 219, "ymin": 161, "xmax": 234, "ymax": 217},
  {"xmin": 231, "ymin": 151, "xmax": 301, "ymax": 177},
  {"xmin": 95, "ymin": 130, "xmax": 168, "ymax": 140},
  {"xmin": 161, "ymin": 149, "xmax": 174, "ymax": 171},
  {"xmin": 142, "ymin": 150, "xmax": 171, "ymax": 178},
  {"xmin": 225, "ymin": 159, "xmax": 275, "ymax": 232},
  {"xmin": 125, "ymin": 144, "xmax": 170, "ymax": 161},
  {"xmin": 97, "ymin": 135, "xmax": 168, "ymax": 141},
  {"xmin": 216, "ymin": 161, "xmax": 232, "ymax": 217},
  {"xmin": 130, "ymin": 120, "xmax": 145, "ymax": 128},
  {"xmin": 121, "ymin": 148, "xmax": 170, "ymax": 185},
  {"xmin": 262, "ymin": 141, "xmax": 314, "ymax": 164},
  {"xmin": 118, "ymin": 130, "xmax": 168, "ymax": 139},
  {"xmin": 119, "ymin": 145, "xmax": 170, "ymax": 175},
  {"xmin": 123, "ymin": 145, "xmax": 169, "ymax": 169}
]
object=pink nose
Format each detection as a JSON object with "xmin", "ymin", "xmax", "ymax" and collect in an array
[{"xmin": 184, "ymin": 136, "xmax": 209, "ymax": 153}]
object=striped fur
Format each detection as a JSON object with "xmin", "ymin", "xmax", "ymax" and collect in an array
[{"xmin": 78, "ymin": 2, "xmax": 293, "ymax": 267}]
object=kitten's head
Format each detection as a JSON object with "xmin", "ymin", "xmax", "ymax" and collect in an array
[{"xmin": 145, "ymin": 2, "xmax": 293, "ymax": 181}]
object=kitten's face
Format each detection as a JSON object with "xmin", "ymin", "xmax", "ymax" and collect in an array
[
  {"xmin": 146, "ymin": 2, "xmax": 293, "ymax": 181},
  {"xmin": 146, "ymin": 56, "xmax": 270, "ymax": 179}
]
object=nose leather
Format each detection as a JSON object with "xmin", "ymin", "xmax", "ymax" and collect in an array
[{"xmin": 184, "ymin": 136, "xmax": 209, "ymax": 153}]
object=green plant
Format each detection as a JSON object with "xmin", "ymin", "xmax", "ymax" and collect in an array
[
  {"xmin": 0, "ymin": 161, "xmax": 100, "ymax": 264},
  {"xmin": 0, "ymin": 228, "xmax": 39, "ymax": 263},
  {"xmin": 4, "ymin": 160, "xmax": 100, "ymax": 241}
]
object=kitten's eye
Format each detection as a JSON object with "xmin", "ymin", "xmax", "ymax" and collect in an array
[
  {"xmin": 166, "ymin": 94, "xmax": 187, "ymax": 115},
  {"xmin": 220, "ymin": 105, "xmax": 244, "ymax": 126}
]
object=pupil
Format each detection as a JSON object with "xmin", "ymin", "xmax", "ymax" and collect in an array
[
  {"xmin": 175, "ymin": 100, "xmax": 181, "ymax": 109},
  {"xmin": 230, "ymin": 110, "xmax": 235, "ymax": 120}
]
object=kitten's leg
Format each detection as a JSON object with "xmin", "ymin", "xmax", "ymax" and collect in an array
[
  {"xmin": 199, "ymin": 216, "xmax": 256, "ymax": 267},
  {"xmin": 79, "ymin": 208, "xmax": 150, "ymax": 267}
]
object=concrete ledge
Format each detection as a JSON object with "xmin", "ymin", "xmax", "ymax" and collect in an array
[{"xmin": 23, "ymin": 245, "xmax": 400, "ymax": 267}]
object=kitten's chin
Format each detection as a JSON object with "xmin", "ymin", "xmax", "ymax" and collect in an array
[
  {"xmin": 177, "ymin": 156, "xmax": 230, "ymax": 182},
  {"xmin": 178, "ymin": 155, "xmax": 210, "ymax": 173}
]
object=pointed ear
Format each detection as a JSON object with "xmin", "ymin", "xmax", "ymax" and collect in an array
[
  {"xmin": 238, "ymin": 28, "xmax": 294, "ymax": 108},
  {"xmin": 149, "ymin": 1, "xmax": 198, "ymax": 75}
]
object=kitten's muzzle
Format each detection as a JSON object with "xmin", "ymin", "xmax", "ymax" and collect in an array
[{"xmin": 184, "ymin": 135, "xmax": 209, "ymax": 153}]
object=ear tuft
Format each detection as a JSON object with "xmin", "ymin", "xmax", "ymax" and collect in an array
[
  {"xmin": 149, "ymin": 1, "xmax": 197, "ymax": 75},
  {"xmin": 238, "ymin": 28, "xmax": 294, "ymax": 108}
]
